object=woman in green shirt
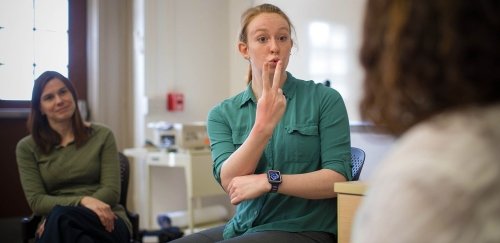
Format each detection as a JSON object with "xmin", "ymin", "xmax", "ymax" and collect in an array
[
  {"xmin": 172, "ymin": 3, "xmax": 351, "ymax": 243},
  {"xmin": 16, "ymin": 71, "xmax": 131, "ymax": 242}
]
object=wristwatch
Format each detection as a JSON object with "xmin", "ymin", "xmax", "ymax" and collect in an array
[{"xmin": 267, "ymin": 170, "xmax": 282, "ymax": 193}]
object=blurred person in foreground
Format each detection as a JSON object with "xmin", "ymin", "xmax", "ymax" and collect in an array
[{"xmin": 352, "ymin": 0, "xmax": 500, "ymax": 242}]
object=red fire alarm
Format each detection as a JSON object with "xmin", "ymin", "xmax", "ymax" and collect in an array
[{"xmin": 167, "ymin": 92, "xmax": 184, "ymax": 112}]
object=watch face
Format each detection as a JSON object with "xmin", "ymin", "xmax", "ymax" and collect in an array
[{"xmin": 268, "ymin": 170, "xmax": 281, "ymax": 182}]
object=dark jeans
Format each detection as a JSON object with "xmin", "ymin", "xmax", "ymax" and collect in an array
[
  {"xmin": 36, "ymin": 205, "xmax": 130, "ymax": 243},
  {"xmin": 169, "ymin": 225, "xmax": 336, "ymax": 243}
]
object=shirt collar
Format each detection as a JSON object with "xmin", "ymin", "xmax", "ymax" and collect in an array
[
  {"xmin": 54, "ymin": 140, "xmax": 75, "ymax": 150},
  {"xmin": 282, "ymin": 71, "xmax": 297, "ymax": 101},
  {"xmin": 238, "ymin": 84, "xmax": 256, "ymax": 108},
  {"xmin": 238, "ymin": 71, "xmax": 297, "ymax": 108}
]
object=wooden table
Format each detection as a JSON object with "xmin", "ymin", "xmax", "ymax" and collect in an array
[{"xmin": 334, "ymin": 181, "xmax": 368, "ymax": 243}]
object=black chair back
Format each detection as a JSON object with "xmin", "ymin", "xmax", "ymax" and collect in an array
[
  {"xmin": 118, "ymin": 152, "xmax": 141, "ymax": 242},
  {"xmin": 351, "ymin": 147, "xmax": 366, "ymax": 181},
  {"xmin": 119, "ymin": 152, "xmax": 130, "ymax": 208}
]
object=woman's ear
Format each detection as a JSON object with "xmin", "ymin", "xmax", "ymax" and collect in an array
[{"xmin": 238, "ymin": 42, "xmax": 249, "ymax": 60}]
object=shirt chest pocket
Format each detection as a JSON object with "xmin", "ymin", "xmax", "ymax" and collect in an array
[{"xmin": 282, "ymin": 125, "xmax": 320, "ymax": 163}]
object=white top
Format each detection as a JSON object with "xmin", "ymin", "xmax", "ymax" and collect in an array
[{"xmin": 352, "ymin": 104, "xmax": 500, "ymax": 243}]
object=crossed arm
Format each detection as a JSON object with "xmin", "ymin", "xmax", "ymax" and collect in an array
[{"xmin": 215, "ymin": 61, "xmax": 347, "ymax": 205}]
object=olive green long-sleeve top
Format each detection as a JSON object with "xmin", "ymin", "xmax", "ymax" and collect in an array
[{"xmin": 16, "ymin": 123, "xmax": 131, "ymax": 233}]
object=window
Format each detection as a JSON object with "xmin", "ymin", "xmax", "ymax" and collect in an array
[
  {"xmin": 0, "ymin": 0, "xmax": 68, "ymax": 101},
  {"xmin": 308, "ymin": 21, "xmax": 350, "ymax": 97},
  {"xmin": 0, "ymin": 0, "xmax": 86, "ymax": 115}
]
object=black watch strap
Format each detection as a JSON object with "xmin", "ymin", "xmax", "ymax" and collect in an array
[
  {"xmin": 267, "ymin": 170, "xmax": 282, "ymax": 193},
  {"xmin": 270, "ymin": 183, "xmax": 279, "ymax": 193}
]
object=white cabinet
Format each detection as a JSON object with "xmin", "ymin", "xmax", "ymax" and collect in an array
[{"xmin": 124, "ymin": 148, "xmax": 229, "ymax": 233}]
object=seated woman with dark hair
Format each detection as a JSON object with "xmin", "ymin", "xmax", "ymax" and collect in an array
[{"xmin": 16, "ymin": 71, "xmax": 131, "ymax": 243}]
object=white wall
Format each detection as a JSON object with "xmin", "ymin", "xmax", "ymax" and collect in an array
[
  {"xmin": 142, "ymin": 0, "xmax": 239, "ymax": 143},
  {"xmin": 351, "ymin": 125, "xmax": 395, "ymax": 180},
  {"xmin": 87, "ymin": 0, "xmax": 134, "ymax": 150},
  {"xmin": 228, "ymin": 0, "xmax": 254, "ymax": 96}
]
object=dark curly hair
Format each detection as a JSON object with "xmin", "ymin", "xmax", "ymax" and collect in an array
[{"xmin": 360, "ymin": 0, "xmax": 500, "ymax": 136}]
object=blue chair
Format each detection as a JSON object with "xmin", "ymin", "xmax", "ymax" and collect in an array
[{"xmin": 351, "ymin": 147, "xmax": 366, "ymax": 181}]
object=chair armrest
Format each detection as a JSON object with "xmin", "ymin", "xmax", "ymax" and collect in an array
[
  {"xmin": 21, "ymin": 215, "xmax": 42, "ymax": 243},
  {"xmin": 126, "ymin": 209, "xmax": 141, "ymax": 243}
]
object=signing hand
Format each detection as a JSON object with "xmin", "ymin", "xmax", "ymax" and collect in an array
[
  {"xmin": 80, "ymin": 196, "xmax": 117, "ymax": 232},
  {"xmin": 227, "ymin": 173, "xmax": 269, "ymax": 205},
  {"xmin": 255, "ymin": 61, "xmax": 287, "ymax": 135}
]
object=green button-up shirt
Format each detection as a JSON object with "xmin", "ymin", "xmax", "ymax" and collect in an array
[{"xmin": 207, "ymin": 72, "xmax": 351, "ymax": 239}]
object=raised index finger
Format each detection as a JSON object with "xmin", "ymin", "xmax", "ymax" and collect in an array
[{"xmin": 262, "ymin": 62, "xmax": 271, "ymax": 93}]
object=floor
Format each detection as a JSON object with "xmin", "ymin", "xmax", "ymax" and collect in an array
[
  {"xmin": 0, "ymin": 217, "xmax": 23, "ymax": 243},
  {"xmin": 0, "ymin": 217, "xmax": 223, "ymax": 243},
  {"xmin": 142, "ymin": 222, "xmax": 225, "ymax": 242}
]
